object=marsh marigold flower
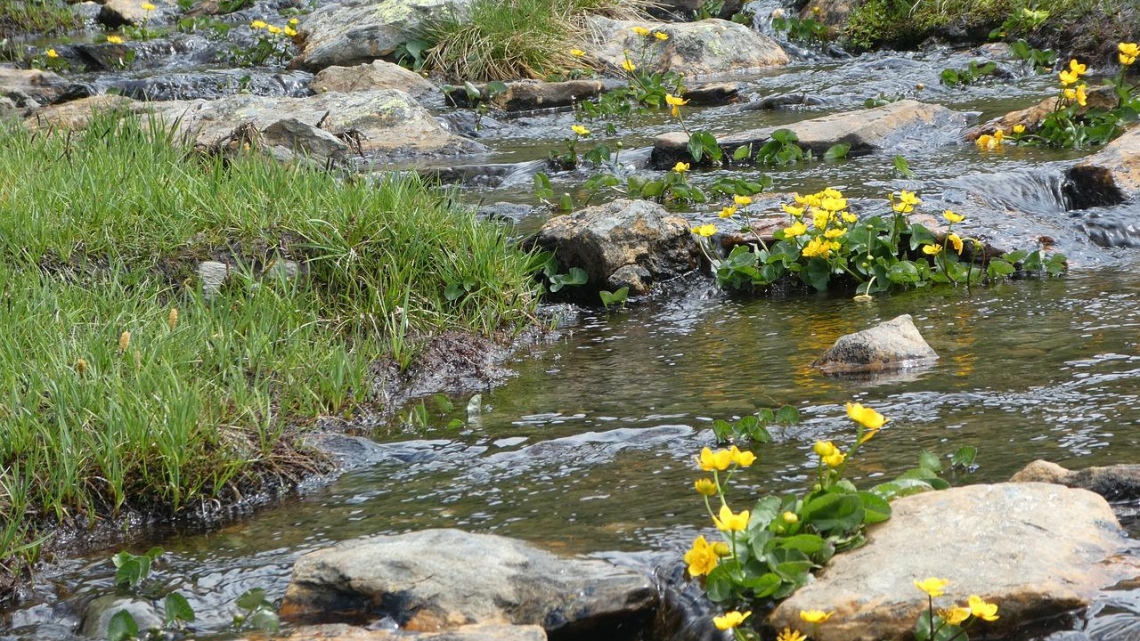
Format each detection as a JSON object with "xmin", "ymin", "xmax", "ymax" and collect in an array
[
  {"xmin": 698, "ymin": 447, "xmax": 732, "ymax": 471},
  {"xmin": 733, "ymin": 194, "xmax": 752, "ymax": 206},
  {"xmin": 846, "ymin": 402, "xmax": 886, "ymax": 429},
  {"xmin": 284, "ymin": 26, "xmax": 297, "ymax": 36},
  {"xmin": 1068, "ymin": 58, "xmax": 1087, "ymax": 76},
  {"xmin": 622, "ymin": 58, "xmax": 636, "ymax": 72},
  {"xmin": 783, "ymin": 221, "xmax": 807, "ymax": 238},
  {"xmin": 674, "ymin": 161, "xmax": 689, "ymax": 173},
  {"xmin": 1120, "ymin": 42, "xmax": 1139, "ymax": 65},
  {"xmin": 800, "ymin": 610, "xmax": 832, "ymax": 624},
  {"xmin": 922, "ymin": 243, "xmax": 943, "ymax": 256},
  {"xmin": 915, "ymin": 577, "xmax": 949, "ymax": 597},
  {"xmin": 1013, "ymin": 123, "xmax": 1026, "ymax": 134},
  {"xmin": 941, "ymin": 606, "xmax": 971, "ymax": 625},
  {"xmin": 571, "ymin": 124, "xmax": 590, "ymax": 136},
  {"xmin": 251, "ymin": 19, "xmax": 268, "ymax": 29},
  {"xmin": 693, "ymin": 224, "xmax": 716, "ymax": 237},
  {"xmin": 823, "ymin": 451, "xmax": 845, "ymax": 468},
  {"xmin": 267, "ymin": 25, "xmax": 282, "ymax": 34},
  {"xmin": 892, "ymin": 190, "xmax": 921, "ymax": 213},
  {"xmin": 665, "ymin": 93, "xmax": 687, "ymax": 117},
  {"xmin": 694, "ymin": 477, "xmax": 718, "ymax": 496},
  {"xmin": 46, "ymin": 49, "xmax": 59, "ymax": 58},
  {"xmin": 683, "ymin": 535, "xmax": 719, "ymax": 576},
  {"xmin": 730, "ymin": 445, "xmax": 756, "ymax": 467},
  {"xmin": 654, "ymin": 31, "xmax": 669, "ymax": 40},
  {"xmin": 782, "ymin": 203, "xmax": 804, "ymax": 217},
  {"xmin": 813, "ymin": 440, "xmax": 837, "ymax": 457},
  {"xmin": 570, "ymin": 48, "xmax": 585, "ymax": 57},
  {"xmin": 943, "ymin": 210, "xmax": 964, "ymax": 223},
  {"xmin": 107, "ymin": 35, "xmax": 124, "ymax": 44},
  {"xmin": 801, "ymin": 236, "xmax": 832, "ymax": 258},
  {"xmin": 968, "ymin": 595, "xmax": 999, "ymax": 621},
  {"xmin": 777, "ymin": 629, "xmax": 806, "ymax": 641},
  {"xmin": 714, "ymin": 611, "xmax": 751, "ymax": 631},
  {"xmin": 719, "ymin": 205, "xmax": 737, "ymax": 219},
  {"xmin": 632, "ymin": 26, "xmax": 651, "ymax": 36},
  {"xmin": 141, "ymin": 1, "xmax": 155, "ymax": 9},
  {"xmin": 288, "ymin": 16, "xmax": 299, "ymax": 25},
  {"xmin": 948, "ymin": 233, "xmax": 963, "ymax": 254},
  {"xmin": 713, "ymin": 504, "xmax": 750, "ymax": 531}
]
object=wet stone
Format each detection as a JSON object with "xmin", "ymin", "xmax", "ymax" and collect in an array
[{"xmin": 811, "ymin": 314, "xmax": 938, "ymax": 374}]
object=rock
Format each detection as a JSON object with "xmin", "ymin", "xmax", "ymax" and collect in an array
[
  {"xmin": 261, "ymin": 118, "xmax": 350, "ymax": 166},
  {"xmin": 1011, "ymin": 460, "xmax": 1140, "ymax": 501},
  {"xmin": 652, "ymin": 100, "xmax": 967, "ymax": 168},
  {"xmin": 767, "ymin": 483, "xmax": 1137, "ymax": 641},
  {"xmin": 965, "ymin": 85, "xmax": 1117, "ymax": 142},
  {"xmin": 1064, "ymin": 124, "xmax": 1140, "ymax": 209},
  {"xmin": 585, "ymin": 17, "xmax": 789, "ymax": 79},
  {"xmin": 0, "ymin": 68, "xmax": 70, "ymax": 105},
  {"xmin": 647, "ymin": 0, "xmax": 744, "ymax": 20},
  {"xmin": 811, "ymin": 314, "xmax": 938, "ymax": 374},
  {"xmin": 311, "ymin": 61, "xmax": 437, "ymax": 100},
  {"xmin": 292, "ymin": 0, "xmax": 471, "ymax": 72},
  {"xmin": 280, "ymin": 529, "xmax": 656, "ymax": 635},
  {"xmin": 80, "ymin": 595, "xmax": 164, "ymax": 638},
  {"xmin": 105, "ymin": 69, "xmax": 315, "ymax": 101},
  {"xmin": 24, "ymin": 95, "xmax": 146, "ymax": 131},
  {"xmin": 198, "ymin": 261, "xmax": 229, "ymax": 297},
  {"xmin": 237, "ymin": 622, "xmax": 547, "ymax": 641},
  {"xmin": 524, "ymin": 199, "xmax": 700, "ymax": 296},
  {"xmin": 799, "ymin": 0, "xmax": 857, "ymax": 34},
  {"xmin": 99, "ymin": 0, "xmax": 177, "ymax": 28},
  {"xmin": 445, "ymin": 79, "xmax": 621, "ymax": 112}
]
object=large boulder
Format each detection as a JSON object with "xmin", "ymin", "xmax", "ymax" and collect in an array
[
  {"xmin": 767, "ymin": 483, "xmax": 1137, "ymax": 641},
  {"xmin": 237, "ymin": 623, "xmax": 546, "ymax": 641},
  {"xmin": 292, "ymin": 0, "xmax": 470, "ymax": 72},
  {"xmin": 811, "ymin": 314, "xmax": 938, "ymax": 374},
  {"xmin": 280, "ymin": 529, "xmax": 656, "ymax": 635},
  {"xmin": 1065, "ymin": 124, "xmax": 1140, "ymax": 208},
  {"xmin": 1011, "ymin": 459, "xmax": 1140, "ymax": 501},
  {"xmin": 585, "ymin": 17, "xmax": 788, "ymax": 79},
  {"xmin": 525, "ymin": 199, "xmax": 701, "ymax": 296},
  {"xmin": 652, "ymin": 100, "xmax": 967, "ymax": 168}
]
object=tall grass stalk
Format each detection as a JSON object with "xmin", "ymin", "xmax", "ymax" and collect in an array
[{"xmin": 0, "ymin": 115, "xmax": 541, "ymax": 580}]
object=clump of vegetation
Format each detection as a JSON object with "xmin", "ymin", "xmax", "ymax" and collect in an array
[
  {"xmin": 419, "ymin": 0, "xmax": 640, "ymax": 81},
  {"xmin": 0, "ymin": 0, "xmax": 82, "ymax": 39},
  {"xmin": 0, "ymin": 114, "xmax": 542, "ymax": 586}
]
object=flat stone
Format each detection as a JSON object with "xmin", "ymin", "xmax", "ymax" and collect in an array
[
  {"xmin": 768, "ymin": 483, "xmax": 1137, "ymax": 641},
  {"xmin": 311, "ymin": 61, "xmax": 437, "ymax": 99},
  {"xmin": 280, "ymin": 529, "xmax": 657, "ymax": 635},
  {"xmin": 811, "ymin": 314, "xmax": 938, "ymax": 374}
]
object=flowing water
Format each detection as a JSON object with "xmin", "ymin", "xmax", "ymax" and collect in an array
[{"xmin": 8, "ymin": 9, "xmax": 1140, "ymax": 641}]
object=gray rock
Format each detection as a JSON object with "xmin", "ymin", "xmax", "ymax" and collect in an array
[
  {"xmin": 24, "ymin": 95, "xmax": 149, "ymax": 132},
  {"xmin": 585, "ymin": 17, "xmax": 788, "ymax": 79},
  {"xmin": 0, "ymin": 68, "xmax": 70, "ymax": 105},
  {"xmin": 261, "ymin": 118, "xmax": 350, "ymax": 166},
  {"xmin": 525, "ymin": 199, "xmax": 700, "ymax": 296},
  {"xmin": 652, "ymin": 100, "xmax": 968, "ymax": 168},
  {"xmin": 311, "ymin": 61, "xmax": 437, "ymax": 100},
  {"xmin": 80, "ymin": 595, "xmax": 164, "ymax": 638},
  {"xmin": 1011, "ymin": 460, "xmax": 1140, "ymax": 501},
  {"xmin": 98, "ymin": 0, "xmax": 177, "ymax": 28},
  {"xmin": 1065, "ymin": 125, "xmax": 1140, "ymax": 209},
  {"xmin": 445, "ymin": 79, "xmax": 622, "ymax": 112},
  {"xmin": 237, "ymin": 622, "xmax": 548, "ymax": 641},
  {"xmin": 811, "ymin": 314, "xmax": 938, "ymax": 374},
  {"xmin": 293, "ymin": 0, "xmax": 471, "ymax": 72},
  {"xmin": 198, "ymin": 261, "xmax": 229, "ymax": 298},
  {"xmin": 280, "ymin": 529, "xmax": 657, "ymax": 634},
  {"xmin": 768, "ymin": 483, "xmax": 1138, "ymax": 641}
]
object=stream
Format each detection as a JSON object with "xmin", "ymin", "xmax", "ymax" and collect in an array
[{"xmin": 5, "ymin": 2, "xmax": 1140, "ymax": 639}]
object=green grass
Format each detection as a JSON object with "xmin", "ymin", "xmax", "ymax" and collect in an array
[
  {"xmin": 420, "ymin": 0, "xmax": 640, "ymax": 81},
  {"xmin": 0, "ymin": 115, "xmax": 542, "ymax": 583},
  {"xmin": 0, "ymin": 0, "xmax": 82, "ymax": 38}
]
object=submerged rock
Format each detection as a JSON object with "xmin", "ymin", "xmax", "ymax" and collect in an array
[
  {"xmin": 811, "ymin": 314, "xmax": 938, "ymax": 374},
  {"xmin": 525, "ymin": 199, "xmax": 700, "ymax": 297},
  {"xmin": 292, "ymin": 0, "xmax": 471, "ymax": 72},
  {"xmin": 652, "ymin": 100, "xmax": 967, "ymax": 168},
  {"xmin": 586, "ymin": 17, "xmax": 789, "ymax": 79},
  {"xmin": 280, "ymin": 529, "xmax": 656, "ymax": 635},
  {"xmin": 80, "ymin": 595, "xmax": 163, "ymax": 639},
  {"xmin": 1011, "ymin": 460, "xmax": 1140, "ymax": 501},
  {"xmin": 767, "ymin": 483, "xmax": 1137, "ymax": 641},
  {"xmin": 237, "ymin": 622, "xmax": 547, "ymax": 641}
]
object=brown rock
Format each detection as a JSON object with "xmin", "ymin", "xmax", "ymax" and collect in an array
[
  {"xmin": 811, "ymin": 314, "xmax": 938, "ymax": 374},
  {"xmin": 0, "ymin": 68, "xmax": 70, "ymax": 106},
  {"xmin": 24, "ymin": 95, "xmax": 148, "ymax": 131},
  {"xmin": 1065, "ymin": 124, "xmax": 1140, "ymax": 207},
  {"xmin": 311, "ymin": 61, "xmax": 437, "ymax": 99},
  {"xmin": 1011, "ymin": 459, "xmax": 1140, "ymax": 501}
]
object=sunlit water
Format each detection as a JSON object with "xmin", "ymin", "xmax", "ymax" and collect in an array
[{"xmin": 7, "ymin": 21, "xmax": 1140, "ymax": 641}]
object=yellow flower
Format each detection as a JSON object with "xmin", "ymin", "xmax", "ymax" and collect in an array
[
  {"xmin": 820, "ymin": 195, "xmax": 847, "ymax": 212},
  {"xmin": 1121, "ymin": 52, "xmax": 1137, "ymax": 66},
  {"xmin": 782, "ymin": 203, "xmax": 804, "ymax": 217},
  {"xmin": 714, "ymin": 611, "xmax": 751, "ymax": 631},
  {"xmin": 1120, "ymin": 43, "xmax": 1139, "ymax": 65},
  {"xmin": 993, "ymin": 129, "xmax": 1004, "ymax": 143},
  {"xmin": 267, "ymin": 25, "xmax": 282, "ymax": 34},
  {"xmin": 250, "ymin": 19, "xmax": 267, "ymax": 29},
  {"xmin": 941, "ymin": 607, "xmax": 971, "ymax": 625},
  {"xmin": 674, "ymin": 161, "xmax": 690, "ymax": 173},
  {"xmin": 846, "ymin": 402, "xmax": 886, "ymax": 429},
  {"xmin": 892, "ymin": 190, "xmax": 921, "ymax": 214},
  {"xmin": 622, "ymin": 57, "xmax": 636, "ymax": 72},
  {"xmin": 713, "ymin": 504, "xmax": 750, "ymax": 531},
  {"xmin": 943, "ymin": 210, "xmax": 964, "ymax": 223},
  {"xmin": 46, "ymin": 48, "xmax": 59, "ymax": 58},
  {"xmin": 1068, "ymin": 58, "xmax": 1087, "ymax": 76},
  {"xmin": 284, "ymin": 26, "xmax": 297, "ymax": 37},
  {"xmin": 692, "ymin": 224, "xmax": 717, "ymax": 238},
  {"xmin": 1075, "ymin": 83, "xmax": 1088, "ymax": 107},
  {"xmin": 733, "ymin": 194, "xmax": 752, "ymax": 206},
  {"xmin": 1058, "ymin": 68, "xmax": 1079, "ymax": 86},
  {"xmin": 813, "ymin": 441, "xmax": 836, "ymax": 457},
  {"xmin": 694, "ymin": 477, "xmax": 718, "ymax": 496},
  {"xmin": 841, "ymin": 212, "xmax": 857, "ymax": 223},
  {"xmin": 801, "ymin": 236, "xmax": 831, "ymax": 258},
  {"xmin": 922, "ymin": 243, "xmax": 943, "ymax": 255},
  {"xmin": 571, "ymin": 124, "xmax": 590, "ymax": 136},
  {"xmin": 730, "ymin": 445, "xmax": 756, "ymax": 467},
  {"xmin": 684, "ymin": 535, "xmax": 719, "ymax": 577},
  {"xmin": 719, "ymin": 206, "xmax": 737, "ymax": 219},
  {"xmin": 783, "ymin": 221, "xmax": 807, "ymax": 238},
  {"xmin": 777, "ymin": 629, "xmax": 807, "ymax": 641},
  {"xmin": 800, "ymin": 610, "xmax": 833, "ymax": 624},
  {"xmin": 975, "ymin": 134, "xmax": 996, "ymax": 149},
  {"xmin": 570, "ymin": 48, "xmax": 586, "ymax": 57},
  {"xmin": 698, "ymin": 447, "xmax": 732, "ymax": 472},
  {"xmin": 967, "ymin": 595, "xmax": 1000, "ymax": 622},
  {"xmin": 1013, "ymin": 124, "xmax": 1026, "ymax": 134},
  {"xmin": 76, "ymin": 358, "xmax": 89, "ymax": 375},
  {"xmin": 822, "ymin": 451, "xmax": 845, "ymax": 468},
  {"xmin": 712, "ymin": 541, "xmax": 731, "ymax": 556},
  {"xmin": 915, "ymin": 577, "xmax": 950, "ymax": 597},
  {"xmin": 632, "ymin": 26, "xmax": 651, "ymax": 36},
  {"xmin": 654, "ymin": 31, "xmax": 669, "ymax": 41},
  {"xmin": 824, "ymin": 227, "xmax": 847, "ymax": 239},
  {"xmin": 288, "ymin": 17, "xmax": 299, "ymax": 25},
  {"xmin": 141, "ymin": 1, "xmax": 155, "ymax": 9},
  {"xmin": 107, "ymin": 35, "xmax": 124, "ymax": 44},
  {"xmin": 665, "ymin": 93, "xmax": 687, "ymax": 117},
  {"xmin": 947, "ymin": 233, "xmax": 963, "ymax": 254},
  {"xmin": 782, "ymin": 511, "xmax": 799, "ymax": 524}
]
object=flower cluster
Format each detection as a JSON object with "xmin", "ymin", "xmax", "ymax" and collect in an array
[
  {"xmin": 1120, "ymin": 42, "xmax": 1139, "ymax": 66},
  {"xmin": 770, "ymin": 188, "xmax": 858, "ymax": 259},
  {"xmin": 251, "ymin": 16, "xmax": 299, "ymax": 37},
  {"xmin": 914, "ymin": 577, "xmax": 999, "ymax": 641}
]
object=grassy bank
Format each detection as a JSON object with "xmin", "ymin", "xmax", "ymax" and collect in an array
[{"xmin": 0, "ymin": 116, "xmax": 542, "ymax": 586}]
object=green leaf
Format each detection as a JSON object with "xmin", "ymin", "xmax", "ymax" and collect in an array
[
  {"xmin": 767, "ymin": 547, "xmax": 813, "ymax": 582},
  {"xmin": 801, "ymin": 491, "xmax": 864, "ymax": 534},
  {"xmin": 857, "ymin": 491, "xmax": 892, "ymax": 524},
  {"xmin": 712, "ymin": 419, "xmax": 733, "ymax": 444},
  {"xmin": 824, "ymin": 143, "xmax": 850, "ymax": 161},
  {"xmin": 918, "ymin": 450, "xmax": 942, "ymax": 473},
  {"xmin": 802, "ymin": 258, "xmax": 831, "ymax": 292},
  {"xmin": 114, "ymin": 557, "xmax": 144, "ymax": 589},
  {"xmin": 742, "ymin": 572, "xmax": 783, "ymax": 598},
  {"xmin": 775, "ymin": 405, "xmax": 800, "ymax": 425},
  {"xmin": 893, "ymin": 154, "xmax": 916, "ymax": 178},
  {"xmin": 250, "ymin": 608, "xmax": 280, "ymax": 634},
  {"xmin": 705, "ymin": 564, "xmax": 740, "ymax": 602},
  {"xmin": 772, "ymin": 128, "xmax": 799, "ymax": 144},
  {"xmin": 951, "ymin": 445, "xmax": 978, "ymax": 467},
  {"xmin": 987, "ymin": 259, "xmax": 1016, "ymax": 279},
  {"xmin": 775, "ymin": 533, "xmax": 827, "ymax": 555},
  {"xmin": 444, "ymin": 282, "xmax": 465, "ymax": 301},
  {"xmin": 484, "ymin": 81, "xmax": 507, "ymax": 98},
  {"xmin": 750, "ymin": 495, "xmax": 782, "ymax": 530},
  {"xmin": 733, "ymin": 145, "xmax": 752, "ymax": 161},
  {"xmin": 236, "ymin": 588, "xmax": 270, "ymax": 611},
  {"xmin": 107, "ymin": 610, "xmax": 139, "ymax": 641},
  {"xmin": 870, "ymin": 479, "xmax": 935, "ymax": 500},
  {"xmin": 164, "ymin": 592, "xmax": 196, "ymax": 625}
]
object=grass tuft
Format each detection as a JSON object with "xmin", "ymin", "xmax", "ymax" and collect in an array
[{"xmin": 0, "ymin": 0, "xmax": 83, "ymax": 38}]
